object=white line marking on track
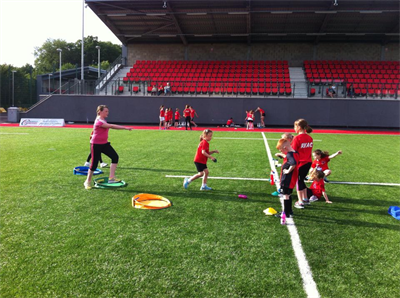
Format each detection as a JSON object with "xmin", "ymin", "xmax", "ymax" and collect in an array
[
  {"xmin": 262, "ymin": 132, "xmax": 320, "ymax": 298},
  {"xmin": 165, "ymin": 175, "xmax": 270, "ymax": 181}
]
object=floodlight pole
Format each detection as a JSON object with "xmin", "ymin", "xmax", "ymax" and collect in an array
[
  {"xmin": 57, "ymin": 48, "xmax": 62, "ymax": 94},
  {"xmin": 81, "ymin": 0, "xmax": 85, "ymax": 82},
  {"xmin": 96, "ymin": 46, "xmax": 101, "ymax": 78},
  {"xmin": 12, "ymin": 70, "xmax": 16, "ymax": 107},
  {"xmin": 48, "ymin": 73, "xmax": 53, "ymax": 95}
]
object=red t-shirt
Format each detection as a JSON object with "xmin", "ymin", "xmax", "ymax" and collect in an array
[
  {"xmin": 246, "ymin": 113, "xmax": 253, "ymax": 120},
  {"xmin": 183, "ymin": 108, "xmax": 191, "ymax": 117},
  {"xmin": 165, "ymin": 111, "xmax": 170, "ymax": 121},
  {"xmin": 258, "ymin": 108, "xmax": 265, "ymax": 114},
  {"xmin": 292, "ymin": 133, "xmax": 313, "ymax": 167},
  {"xmin": 160, "ymin": 109, "xmax": 165, "ymax": 117},
  {"xmin": 311, "ymin": 156, "xmax": 330, "ymax": 171},
  {"xmin": 310, "ymin": 179, "xmax": 325, "ymax": 198},
  {"xmin": 175, "ymin": 111, "xmax": 180, "ymax": 120},
  {"xmin": 194, "ymin": 139, "xmax": 209, "ymax": 164},
  {"xmin": 190, "ymin": 109, "xmax": 196, "ymax": 118},
  {"xmin": 227, "ymin": 119, "xmax": 233, "ymax": 126}
]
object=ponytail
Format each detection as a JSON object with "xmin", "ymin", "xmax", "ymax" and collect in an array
[
  {"xmin": 295, "ymin": 118, "xmax": 313, "ymax": 134},
  {"xmin": 199, "ymin": 129, "xmax": 212, "ymax": 142}
]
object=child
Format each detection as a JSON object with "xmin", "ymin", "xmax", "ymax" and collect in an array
[
  {"xmin": 307, "ymin": 170, "xmax": 332, "ymax": 204},
  {"xmin": 190, "ymin": 106, "xmax": 198, "ymax": 128},
  {"xmin": 85, "ymin": 130, "xmax": 108, "ymax": 168},
  {"xmin": 255, "ymin": 107, "xmax": 266, "ymax": 127},
  {"xmin": 159, "ymin": 105, "xmax": 165, "ymax": 130},
  {"xmin": 276, "ymin": 138, "xmax": 299, "ymax": 223},
  {"xmin": 226, "ymin": 117, "xmax": 234, "ymax": 127},
  {"xmin": 275, "ymin": 133, "xmax": 294, "ymax": 159},
  {"xmin": 164, "ymin": 107, "xmax": 170, "ymax": 129},
  {"xmin": 168, "ymin": 108, "xmax": 173, "ymax": 128},
  {"xmin": 174, "ymin": 108, "xmax": 181, "ymax": 128},
  {"xmin": 245, "ymin": 110, "xmax": 254, "ymax": 130},
  {"xmin": 183, "ymin": 105, "xmax": 192, "ymax": 130},
  {"xmin": 309, "ymin": 149, "xmax": 342, "ymax": 182},
  {"xmin": 183, "ymin": 129, "xmax": 219, "ymax": 191}
]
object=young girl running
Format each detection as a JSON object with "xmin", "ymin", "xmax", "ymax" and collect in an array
[
  {"xmin": 84, "ymin": 105, "xmax": 132, "ymax": 189},
  {"xmin": 309, "ymin": 149, "xmax": 342, "ymax": 182},
  {"xmin": 307, "ymin": 170, "xmax": 332, "ymax": 204},
  {"xmin": 183, "ymin": 129, "xmax": 219, "ymax": 190},
  {"xmin": 291, "ymin": 118, "xmax": 313, "ymax": 209},
  {"xmin": 159, "ymin": 105, "xmax": 165, "ymax": 130}
]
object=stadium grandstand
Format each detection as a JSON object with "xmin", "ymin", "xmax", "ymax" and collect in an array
[{"xmin": 27, "ymin": 0, "xmax": 399, "ymax": 128}]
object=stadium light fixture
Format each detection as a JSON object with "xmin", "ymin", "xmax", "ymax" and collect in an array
[
  {"xmin": 159, "ymin": 35, "xmax": 176, "ymax": 37},
  {"xmin": 360, "ymin": 11, "xmax": 382, "ymax": 14},
  {"xmin": 228, "ymin": 12, "xmax": 249, "ymax": 15},
  {"xmin": 147, "ymin": 13, "xmax": 167, "ymax": 16},
  {"xmin": 271, "ymin": 11, "xmax": 293, "ymax": 14},
  {"xmin": 12, "ymin": 70, "xmax": 16, "ymax": 107},
  {"xmin": 163, "ymin": 1, "xmax": 167, "ymax": 9},
  {"xmin": 96, "ymin": 46, "xmax": 101, "ymax": 79},
  {"xmin": 315, "ymin": 11, "xmax": 337, "ymax": 14},
  {"xmin": 333, "ymin": 0, "xmax": 338, "ymax": 6},
  {"xmin": 57, "ymin": 48, "xmax": 62, "ymax": 94},
  {"xmin": 81, "ymin": 0, "xmax": 85, "ymax": 83},
  {"xmin": 187, "ymin": 13, "xmax": 207, "ymax": 16}
]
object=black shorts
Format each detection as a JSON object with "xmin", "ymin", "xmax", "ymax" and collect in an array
[
  {"xmin": 194, "ymin": 162, "xmax": 207, "ymax": 172},
  {"xmin": 261, "ymin": 113, "xmax": 265, "ymax": 117},
  {"xmin": 280, "ymin": 187, "xmax": 293, "ymax": 195},
  {"xmin": 298, "ymin": 162, "xmax": 312, "ymax": 191}
]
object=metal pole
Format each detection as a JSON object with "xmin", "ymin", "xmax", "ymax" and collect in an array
[
  {"xmin": 57, "ymin": 48, "xmax": 62, "ymax": 94},
  {"xmin": 48, "ymin": 73, "xmax": 53, "ymax": 95},
  {"xmin": 96, "ymin": 46, "xmax": 101, "ymax": 78},
  {"xmin": 12, "ymin": 70, "xmax": 16, "ymax": 106},
  {"xmin": 81, "ymin": 0, "xmax": 85, "ymax": 82}
]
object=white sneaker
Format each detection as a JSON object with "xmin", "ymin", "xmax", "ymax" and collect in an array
[
  {"xmin": 84, "ymin": 162, "xmax": 90, "ymax": 167},
  {"xmin": 309, "ymin": 195, "xmax": 319, "ymax": 203},
  {"xmin": 83, "ymin": 181, "xmax": 92, "ymax": 190},
  {"xmin": 100, "ymin": 162, "xmax": 108, "ymax": 168}
]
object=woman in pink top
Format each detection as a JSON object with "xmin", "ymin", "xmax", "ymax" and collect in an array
[{"xmin": 84, "ymin": 105, "xmax": 132, "ymax": 189}]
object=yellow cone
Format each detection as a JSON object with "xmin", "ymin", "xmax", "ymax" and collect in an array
[{"xmin": 263, "ymin": 207, "xmax": 278, "ymax": 215}]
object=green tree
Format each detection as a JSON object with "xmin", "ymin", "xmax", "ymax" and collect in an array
[{"xmin": 34, "ymin": 36, "xmax": 121, "ymax": 75}]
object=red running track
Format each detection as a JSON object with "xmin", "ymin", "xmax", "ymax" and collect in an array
[{"xmin": 1, "ymin": 123, "xmax": 399, "ymax": 135}]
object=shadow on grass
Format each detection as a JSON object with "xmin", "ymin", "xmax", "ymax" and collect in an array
[
  {"xmin": 293, "ymin": 213, "xmax": 399, "ymax": 231},
  {"xmin": 118, "ymin": 167, "xmax": 194, "ymax": 174}
]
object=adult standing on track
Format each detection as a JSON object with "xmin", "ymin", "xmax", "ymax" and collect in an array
[
  {"xmin": 291, "ymin": 118, "xmax": 313, "ymax": 208},
  {"xmin": 83, "ymin": 105, "xmax": 132, "ymax": 189},
  {"xmin": 183, "ymin": 105, "xmax": 192, "ymax": 130}
]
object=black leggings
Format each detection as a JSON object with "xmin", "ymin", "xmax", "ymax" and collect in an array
[
  {"xmin": 90, "ymin": 142, "xmax": 118, "ymax": 171},
  {"xmin": 87, "ymin": 152, "xmax": 102, "ymax": 163},
  {"xmin": 297, "ymin": 162, "xmax": 312, "ymax": 191},
  {"xmin": 185, "ymin": 116, "xmax": 192, "ymax": 130}
]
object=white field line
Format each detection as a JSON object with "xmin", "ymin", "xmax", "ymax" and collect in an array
[
  {"xmin": 0, "ymin": 133, "xmax": 29, "ymax": 135},
  {"xmin": 165, "ymin": 175, "xmax": 270, "ymax": 181},
  {"xmin": 262, "ymin": 132, "xmax": 320, "ymax": 298},
  {"xmin": 328, "ymin": 181, "xmax": 400, "ymax": 187},
  {"xmin": 214, "ymin": 137, "xmax": 322, "ymax": 141}
]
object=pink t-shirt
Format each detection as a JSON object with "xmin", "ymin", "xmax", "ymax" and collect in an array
[{"xmin": 91, "ymin": 118, "xmax": 109, "ymax": 144}]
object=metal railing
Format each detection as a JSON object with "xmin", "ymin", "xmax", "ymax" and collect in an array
[{"xmin": 95, "ymin": 55, "xmax": 123, "ymax": 92}]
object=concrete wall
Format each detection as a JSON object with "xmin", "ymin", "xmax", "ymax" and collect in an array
[
  {"xmin": 24, "ymin": 95, "xmax": 400, "ymax": 129},
  {"xmin": 127, "ymin": 42, "xmax": 399, "ymax": 66}
]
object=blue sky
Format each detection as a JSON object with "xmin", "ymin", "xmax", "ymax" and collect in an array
[{"xmin": 0, "ymin": 0, "xmax": 121, "ymax": 67}]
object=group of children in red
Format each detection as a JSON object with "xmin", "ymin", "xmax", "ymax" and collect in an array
[
  {"xmin": 275, "ymin": 119, "xmax": 342, "ymax": 224},
  {"xmin": 245, "ymin": 107, "xmax": 266, "ymax": 130},
  {"xmin": 159, "ymin": 105, "xmax": 198, "ymax": 130}
]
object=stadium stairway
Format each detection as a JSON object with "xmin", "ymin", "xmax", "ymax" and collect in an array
[
  {"xmin": 98, "ymin": 66, "xmax": 145, "ymax": 96},
  {"xmin": 289, "ymin": 67, "xmax": 308, "ymax": 98}
]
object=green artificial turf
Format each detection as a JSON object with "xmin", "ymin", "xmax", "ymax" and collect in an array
[{"xmin": 1, "ymin": 127, "xmax": 399, "ymax": 298}]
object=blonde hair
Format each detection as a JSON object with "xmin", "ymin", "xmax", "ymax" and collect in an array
[
  {"xmin": 310, "ymin": 169, "xmax": 325, "ymax": 181},
  {"xmin": 281, "ymin": 132, "xmax": 294, "ymax": 142},
  {"xmin": 295, "ymin": 118, "xmax": 313, "ymax": 134},
  {"xmin": 276, "ymin": 138, "xmax": 290, "ymax": 150},
  {"xmin": 200, "ymin": 129, "xmax": 213, "ymax": 142},
  {"xmin": 96, "ymin": 105, "xmax": 108, "ymax": 115}
]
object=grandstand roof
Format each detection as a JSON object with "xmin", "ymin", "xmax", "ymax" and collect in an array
[{"xmin": 87, "ymin": 0, "xmax": 399, "ymax": 45}]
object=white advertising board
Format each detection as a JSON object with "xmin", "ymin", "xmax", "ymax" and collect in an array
[{"xmin": 19, "ymin": 118, "xmax": 65, "ymax": 127}]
